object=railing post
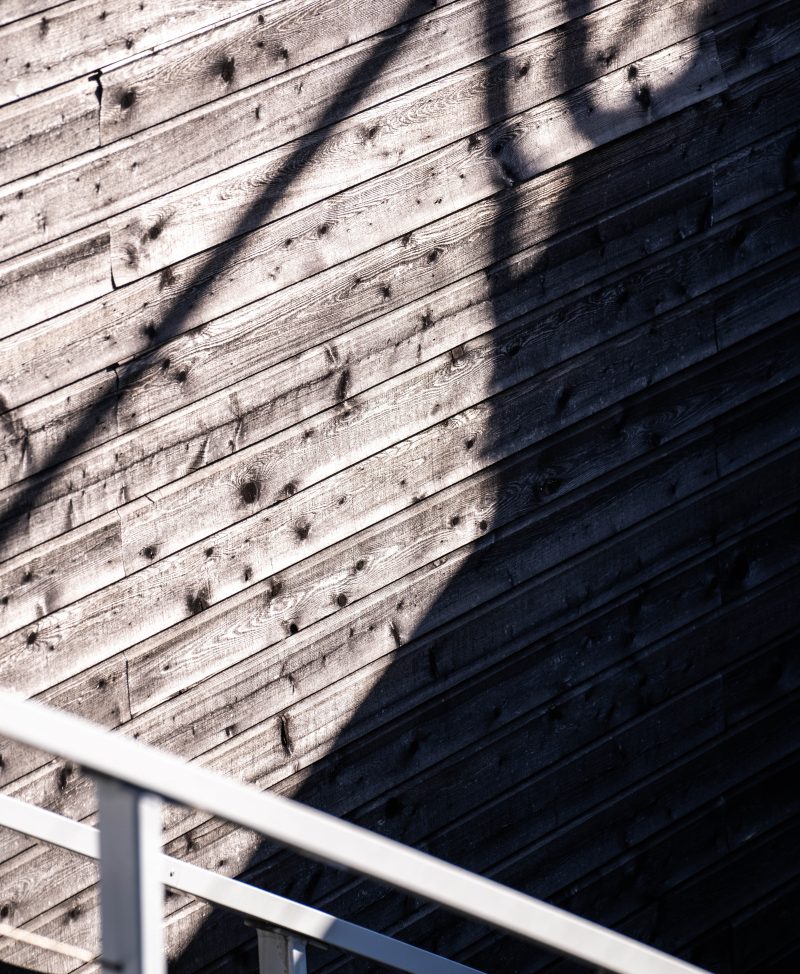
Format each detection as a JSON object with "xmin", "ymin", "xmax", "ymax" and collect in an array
[
  {"xmin": 256, "ymin": 928, "xmax": 308, "ymax": 974},
  {"xmin": 95, "ymin": 776, "xmax": 165, "ymax": 974}
]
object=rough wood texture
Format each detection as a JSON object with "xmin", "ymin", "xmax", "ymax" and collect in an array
[
  {"xmin": 0, "ymin": 47, "xmax": 795, "ymax": 518},
  {"xmin": 0, "ymin": 2, "xmax": 70, "ymax": 29},
  {"xmin": 107, "ymin": 0, "xmax": 713, "ymax": 282},
  {"xmin": 0, "ymin": 0, "xmax": 268, "ymax": 104},
  {"xmin": 0, "ymin": 226, "xmax": 109, "ymax": 339},
  {"xmin": 1, "ymin": 0, "xmax": 798, "ymax": 972},
  {"xmin": 98, "ymin": 0, "xmax": 479, "ymax": 141},
  {"xmin": 0, "ymin": 75, "xmax": 98, "ymax": 184},
  {"xmin": 1, "ymin": 30, "xmax": 726, "ymax": 406},
  {"xmin": 0, "ymin": 0, "xmax": 711, "ymax": 262}
]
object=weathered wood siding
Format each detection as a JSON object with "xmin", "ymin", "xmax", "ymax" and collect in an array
[{"xmin": 0, "ymin": 0, "xmax": 798, "ymax": 971}]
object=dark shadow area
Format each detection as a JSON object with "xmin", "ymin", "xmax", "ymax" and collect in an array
[
  {"xmin": 171, "ymin": 0, "xmax": 540, "ymax": 961},
  {"xmin": 2, "ymin": 0, "xmax": 798, "ymax": 972},
  {"xmin": 0, "ymin": 961, "xmax": 44, "ymax": 974},
  {"xmin": 170, "ymin": 3, "xmax": 761, "ymax": 974}
]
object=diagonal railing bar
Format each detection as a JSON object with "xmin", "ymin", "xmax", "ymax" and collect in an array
[
  {"xmin": 0, "ymin": 692, "xmax": 711, "ymax": 974},
  {"xmin": 0, "ymin": 794, "xmax": 478, "ymax": 974}
]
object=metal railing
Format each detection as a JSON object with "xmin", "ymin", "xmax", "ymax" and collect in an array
[{"xmin": 0, "ymin": 692, "xmax": 710, "ymax": 974}]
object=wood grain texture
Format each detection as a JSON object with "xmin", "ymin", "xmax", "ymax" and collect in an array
[
  {"xmin": 123, "ymin": 329, "xmax": 800, "ymax": 734},
  {"xmin": 0, "ymin": 0, "xmax": 721, "ymax": 265},
  {"xmin": 98, "ymin": 0, "xmax": 570, "ymax": 141},
  {"xmin": 12, "ymin": 216, "xmax": 796, "ymax": 697},
  {"xmin": 0, "ymin": 74, "xmax": 98, "ymax": 184},
  {"xmin": 11, "ymin": 546, "xmax": 798, "ymax": 966},
  {"xmin": 3, "ymin": 383, "xmax": 797, "ymax": 858},
  {"xmin": 0, "ymin": 0, "xmax": 560, "ymax": 258},
  {"xmin": 0, "ymin": 0, "xmax": 777, "ymax": 337},
  {"xmin": 0, "ymin": 0, "xmax": 268, "ymax": 104},
  {"xmin": 0, "ymin": 30, "xmax": 727, "ymax": 412},
  {"xmin": 0, "ymin": 225, "xmax": 109, "ymax": 339},
  {"xmin": 2, "ymin": 156, "xmax": 793, "ymax": 576},
  {"xmin": 151, "ymin": 452, "xmax": 800, "ymax": 836},
  {"xmin": 0, "ymin": 1, "xmax": 71, "ymax": 29},
  {"xmin": 1, "ymin": 41, "xmax": 795, "ymax": 530},
  {"xmin": 3, "ymin": 358, "xmax": 796, "ymax": 837},
  {"xmin": 6, "ymin": 182, "xmax": 794, "ymax": 645},
  {"xmin": 2, "ymin": 334, "xmax": 795, "ymax": 837},
  {"xmin": 0, "ymin": 160, "xmax": 715, "ymax": 565},
  {"xmin": 108, "ymin": 197, "xmax": 800, "ymax": 566},
  {"xmin": 3, "ymin": 476, "xmax": 797, "ymax": 931},
  {"xmin": 107, "ymin": 0, "xmax": 715, "ymax": 283},
  {"xmin": 2, "ymin": 0, "xmax": 798, "ymax": 969},
  {"xmin": 716, "ymin": 0, "xmax": 800, "ymax": 85}
]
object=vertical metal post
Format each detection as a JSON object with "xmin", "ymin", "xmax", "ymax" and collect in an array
[
  {"xmin": 256, "ymin": 928, "xmax": 308, "ymax": 974},
  {"xmin": 95, "ymin": 776, "xmax": 165, "ymax": 974}
]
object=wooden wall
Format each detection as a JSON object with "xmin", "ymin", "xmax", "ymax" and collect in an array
[{"xmin": 1, "ymin": 0, "xmax": 798, "ymax": 972}]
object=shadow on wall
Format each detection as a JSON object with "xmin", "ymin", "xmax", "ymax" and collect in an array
[
  {"xmin": 169, "ymin": 1, "xmax": 713, "ymax": 973},
  {"xmin": 0, "ymin": 960, "xmax": 40, "ymax": 974},
  {"xmin": 0, "ymin": 0, "xmax": 716, "ymax": 970},
  {"xmin": 0, "ymin": 0, "xmax": 440, "ymax": 557}
]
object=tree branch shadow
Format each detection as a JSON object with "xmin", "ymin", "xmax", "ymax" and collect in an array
[
  {"xmin": 0, "ymin": 0, "xmax": 440, "ymax": 557},
  {"xmin": 1, "ymin": 0, "xmax": 720, "ymax": 971},
  {"xmin": 165, "ymin": 1, "xmax": 717, "ymax": 971}
]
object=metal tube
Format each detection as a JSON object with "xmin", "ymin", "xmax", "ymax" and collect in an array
[
  {"xmin": 0, "ymin": 793, "xmax": 478, "ymax": 974},
  {"xmin": 257, "ymin": 928, "xmax": 308, "ymax": 974},
  {"xmin": 95, "ymin": 777, "xmax": 165, "ymax": 974},
  {"xmin": 0, "ymin": 692, "xmax": 711, "ymax": 974}
]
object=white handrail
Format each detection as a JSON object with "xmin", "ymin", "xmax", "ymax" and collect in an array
[
  {"xmin": 0, "ymin": 794, "xmax": 477, "ymax": 974},
  {"xmin": 0, "ymin": 692, "xmax": 710, "ymax": 974}
]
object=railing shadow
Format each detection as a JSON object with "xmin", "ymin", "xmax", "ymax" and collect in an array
[{"xmin": 0, "ymin": 0, "xmax": 438, "ymax": 556}]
